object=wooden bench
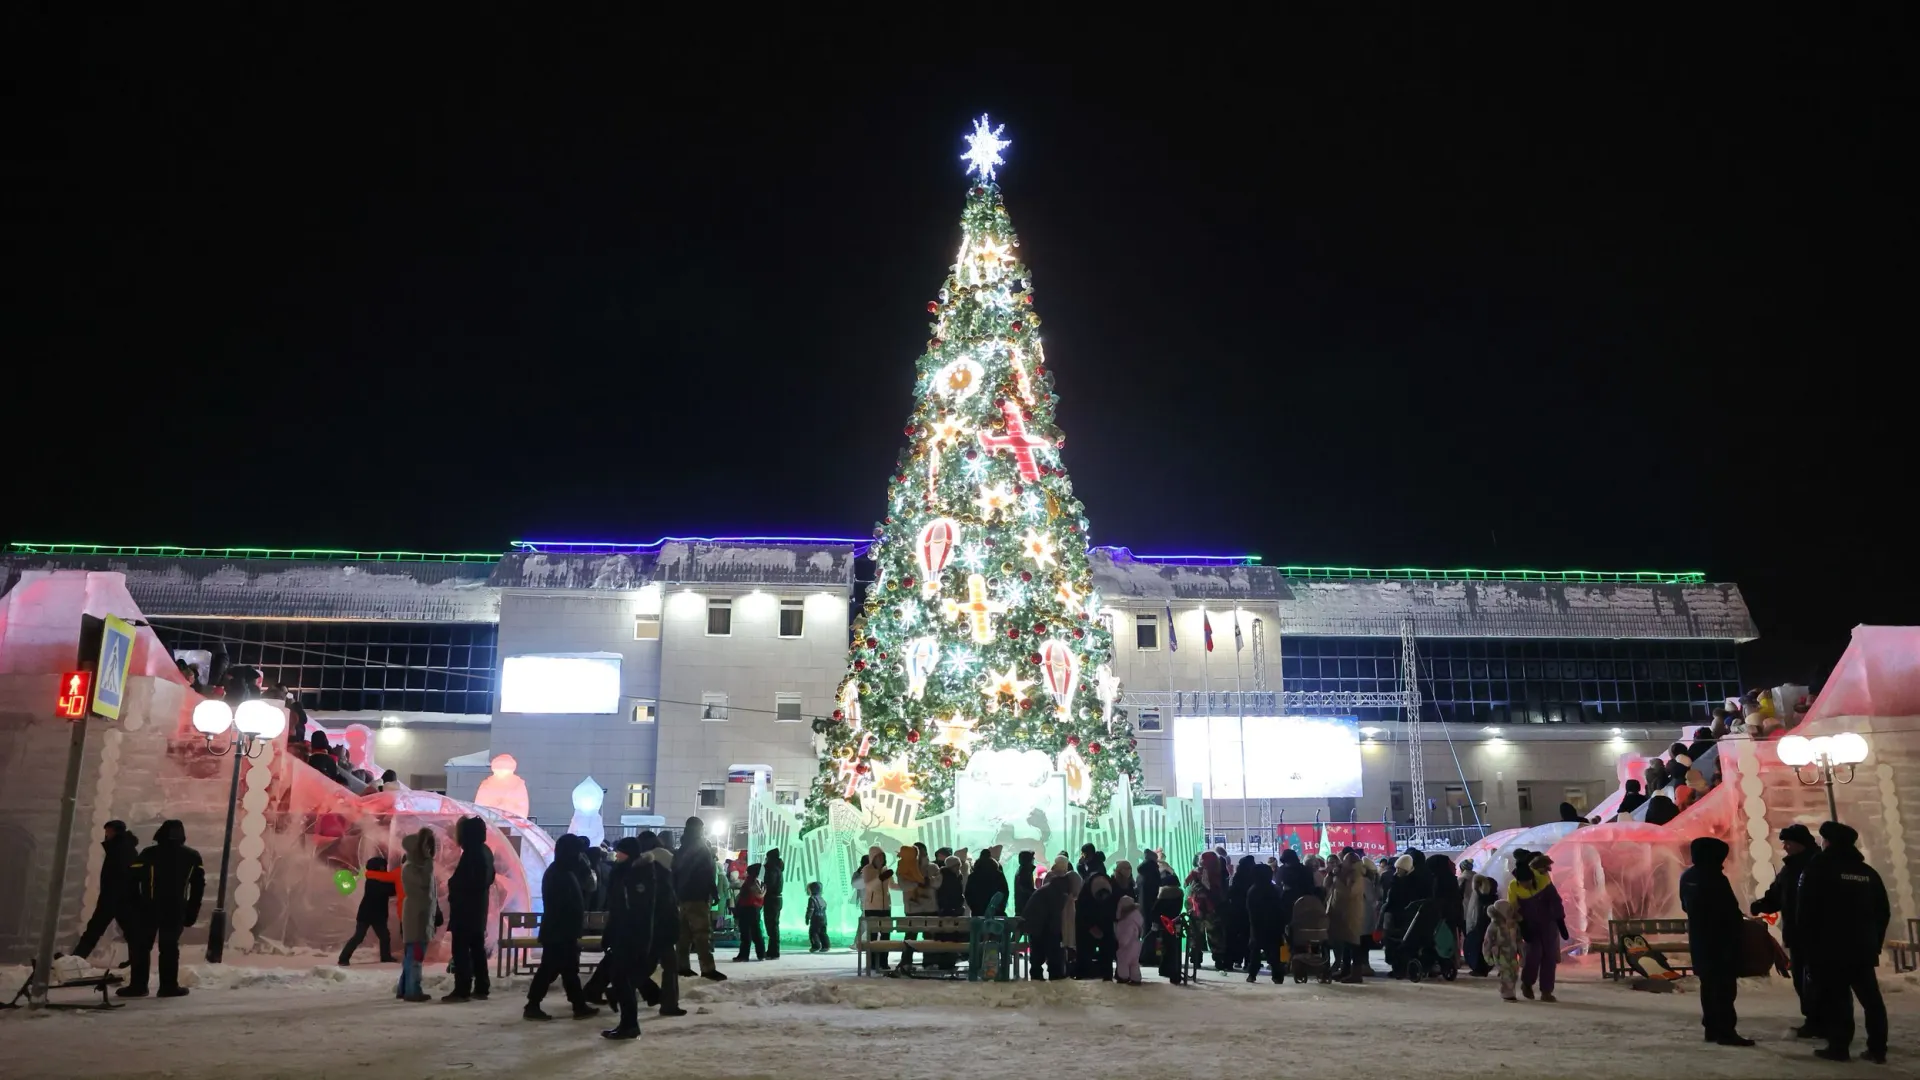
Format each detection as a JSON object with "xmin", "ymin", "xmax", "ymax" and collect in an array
[
  {"xmin": 497, "ymin": 910, "xmax": 609, "ymax": 978},
  {"xmin": 854, "ymin": 916, "xmax": 976, "ymax": 976},
  {"xmin": 1601, "ymin": 919, "xmax": 1693, "ymax": 980},
  {"xmin": 1890, "ymin": 919, "xmax": 1920, "ymax": 974}
]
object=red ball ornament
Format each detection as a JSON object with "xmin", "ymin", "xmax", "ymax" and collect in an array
[
  {"xmin": 832, "ymin": 709, "xmax": 845, "ymax": 721},
  {"xmin": 856, "ymin": 762, "xmax": 871, "ymax": 775},
  {"xmin": 904, "ymin": 424, "xmax": 916, "ymax": 437},
  {"xmin": 902, "ymin": 575, "xmax": 915, "ymax": 588},
  {"xmin": 853, "ymin": 660, "xmax": 867, "ymax": 671},
  {"xmin": 1007, "ymin": 627, "xmax": 1021, "ymax": 639},
  {"xmin": 1055, "ymin": 434, "xmax": 1066, "ymax": 449},
  {"xmin": 1020, "ymin": 698, "xmax": 1035, "ymax": 711},
  {"xmin": 1072, "ymin": 627, "xmax": 1085, "ymax": 639},
  {"xmin": 942, "ymin": 756, "xmax": 955, "ymax": 768},
  {"xmin": 1069, "ymin": 523, "xmax": 1080, "ymax": 533},
  {"xmin": 878, "ymin": 652, "xmax": 888, "ymax": 660},
  {"xmin": 1090, "ymin": 742, "xmax": 1103, "ymax": 754},
  {"xmin": 907, "ymin": 729, "xmax": 921, "ymax": 743},
  {"xmin": 865, "ymin": 637, "xmax": 879, "ymax": 650},
  {"xmin": 1032, "ymin": 623, "xmax": 1047, "ymax": 635},
  {"xmin": 1020, "ymin": 571, "xmax": 1032, "ymax": 582},
  {"xmin": 927, "ymin": 301, "xmax": 939, "ymax": 313},
  {"xmin": 965, "ymin": 448, "xmax": 979, "ymax": 460},
  {"xmin": 1066, "ymin": 734, "xmax": 1080, "ymax": 747},
  {"xmin": 1010, "ymin": 321, "xmax": 1024, "ymax": 333},
  {"xmin": 1022, "ymin": 294, "xmax": 1033, "ymax": 305},
  {"xmin": 1029, "ymin": 652, "xmax": 1042, "ymax": 665}
]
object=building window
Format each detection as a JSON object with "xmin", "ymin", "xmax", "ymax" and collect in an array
[
  {"xmin": 697, "ymin": 783, "xmax": 726, "ymax": 808},
  {"xmin": 779, "ymin": 598, "xmax": 805, "ymax": 638},
  {"xmin": 775, "ymin": 691, "xmax": 803, "ymax": 723},
  {"xmin": 631, "ymin": 701, "xmax": 656, "ymax": 724},
  {"xmin": 1135, "ymin": 708, "xmax": 1162, "ymax": 732},
  {"xmin": 707, "ymin": 598, "xmax": 732, "ymax": 636},
  {"xmin": 625, "ymin": 783, "xmax": 652, "ymax": 810},
  {"xmin": 411, "ymin": 772, "xmax": 448, "ymax": 794},
  {"xmin": 701, "ymin": 692, "xmax": 728, "ymax": 721},
  {"xmin": 634, "ymin": 614, "xmax": 660, "ymax": 641},
  {"xmin": 774, "ymin": 785, "xmax": 802, "ymax": 807},
  {"xmin": 1136, "ymin": 613, "xmax": 1159, "ymax": 650}
]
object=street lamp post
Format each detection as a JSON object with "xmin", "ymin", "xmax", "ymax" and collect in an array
[
  {"xmin": 1777, "ymin": 731, "xmax": 1870, "ymax": 822},
  {"xmin": 191, "ymin": 697, "xmax": 286, "ymax": 963}
]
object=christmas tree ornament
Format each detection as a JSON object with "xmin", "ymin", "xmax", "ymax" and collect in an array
[
  {"xmin": 916, "ymin": 517, "xmax": 960, "ymax": 596},
  {"xmin": 1039, "ymin": 639, "xmax": 1082, "ymax": 715},
  {"xmin": 978, "ymin": 400, "xmax": 1051, "ymax": 482},
  {"xmin": 940, "ymin": 573, "xmax": 1009, "ymax": 643},
  {"xmin": 974, "ymin": 482, "xmax": 1016, "ymax": 520},
  {"xmin": 979, "ymin": 665, "xmax": 1035, "ymax": 711},
  {"xmin": 931, "ymin": 711, "xmax": 982, "ymax": 755},
  {"xmin": 1019, "ymin": 527, "xmax": 1058, "ymax": 568},
  {"xmin": 904, "ymin": 635, "xmax": 941, "ymax": 700},
  {"xmin": 934, "ymin": 357, "xmax": 985, "ymax": 401}
]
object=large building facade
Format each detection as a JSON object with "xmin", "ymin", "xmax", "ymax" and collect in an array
[{"xmin": 3, "ymin": 540, "xmax": 1757, "ymax": 846}]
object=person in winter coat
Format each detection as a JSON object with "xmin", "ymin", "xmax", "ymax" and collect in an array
[
  {"xmin": 1485, "ymin": 899, "xmax": 1523, "ymax": 1000},
  {"xmin": 339, "ymin": 853, "xmax": 397, "ymax": 964},
  {"xmin": 1324, "ymin": 851, "xmax": 1375, "ymax": 982},
  {"xmin": 397, "ymin": 827, "xmax": 437, "ymax": 1002},
  {"xmin": 1799, "ymin": 820, "xmax": 1891, "ymax": 1063},
  {"xmin": 1558, "ymin": 802, "xmax": 1583, "ymax": 824},
  {"xmin": 444, "ymin": 815, "xmax": 495, "ymax": 1001},
  {"xmin": 1679, "ymin": 837, "xmax": 1752, "ymax": 1045},
  {"xmin": 805, "ymin": 881, "xmax": 830, "ymax": 952},
  {"xmin": 1273, "ymin": 849, "xmax": 1317, "ymax": 945},
  {"xmin": 1616, "ymin": 779, "xmax": 1649, "ymax": 817},
  {"xmin": 1026, "ymin": 857, "xmax": 1073, "ymax": 980},
  {"xmin": 601, "ymin": 835, "xmax": 679, "ymax": 1040},
  {"xmin": 1750, "ymin": 823, "xmax": 1817, "ymax": 1034},
  {"xmin": 1113, "ymin": 894, "xmax": 1145, "ymax": 985},
  {"xmin": 731, "ymin": 864, "xmax": 767, "ymax": 962},
  {"xmin": 967, "ymin": 845, "xmax": 1009, "ymax": 916},
  {"xmin": 525, "ymin": 834, "xmax": 599, "ymax": 1020},
  {"xmin": 1014, "ymin": 850, "xmax": 1037, "ymax": 916},
  {"xmin": 857, "ymin": 846, "xmax": 894, "ymax": 969},
  {"xmin": 1243, "ymin": 863, "xmax": 1284, "ymax": 983},
  {"xmin": 636, "ymin": 831, "xmax": 686, "ymax": 1016},
  {"xmin": 1426, "ymin": 854, "xmax": 1466, "ymax": 968},
  {"xmin": 121, "ymin": 819, "xmax": 204, "ymax": 998},
  {"xmin": 1136, "ymin": 850, "xmax": 1164, "ymax": 908},
  {"xmin": 1057, "ymin": 860, "xmax": 1083, "ymax": 969},
  {"xmin": 672, "ymin": 817, "xmax": 724, "ymax": 981},
  {"xmin": 1077, "ymin": 853, "xmax": 1116, "ymax": 979},
  {"xmin": 892, "ymin": 844, "xmax": 936, "ymax": 970},
  {"xmin": 1151, "ymin": 881, "xmax": 1186, "ymax": 983},
  {"xmin": 1192, "ymin": 850, "xmax": 1226, "ymax": 968},
  {"xmin": 762, "ymin": 849, "xmax": 785, "ymax": 960},
  {"xmin": 1464, "ymin": 872, "xmax": 1498, "ymax": 976},
  {"xmin": 1111, "ymin": 859, "xmax": 1136, "ymax": 908},
  {"xmin": 1507, "ymin": 853, "xmax": 1567, "ymax": 1001},
  {"xmin": 1381, "ymin": 853, "xmax": 1423, "ymax": 976},
  {"xmin": 73, "ymin": 821, "xmax": 140, "ymax": 962},
  {"xmin": 1221, "ymin": 854, "xmax": 1256, "ymax": 971},
  {"xmin": 1643, "ymin": 759, "xmax": 1670, "ymax": 795}
]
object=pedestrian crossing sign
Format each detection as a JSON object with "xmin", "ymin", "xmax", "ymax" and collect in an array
[{"xmin": 92, "ymin": 614, "xmax": 136, "ymax": 720}]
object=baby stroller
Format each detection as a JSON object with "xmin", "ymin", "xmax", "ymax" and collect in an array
[
  {"xmin": 1386, "ymin": 898, "xmax": 1433, "ymax": 980},
  {"xmin": 1287, "ymin": 895, "xmax": 1332, "ymax": 984}
]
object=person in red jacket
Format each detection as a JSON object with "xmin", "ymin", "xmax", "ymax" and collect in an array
[{"xmin": 731, "ymin": 864, "xmax": 767, "ymax": 962}]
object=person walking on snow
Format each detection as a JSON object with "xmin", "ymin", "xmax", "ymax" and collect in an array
[
  {"xmin": 600, "ymin": 835, "xmax": 678, "ymax": 1040},
  {"xmin": 761, "ymin": 849, "xmax": 785, "ymax": 960},
  {"xmin": 805, "ymin": 881, "xmax": 830, "ymax": 953},
  {"xmin": 72, "ymin": 821, "xmax": 139, "ymax": 964},
  {"xmin": 1800, "ymin": 820, "xmax": 1891, "ymax": 1064},
  {"xmin": 1485, "ymin": 899, "xmax": 1523, "ymax": 1001},
  {"xmin": 524, "ymin": 834, "xmax": 600, "ymax": 1021},
  {"xmin": 396, "ymin": 827, "xmax": 437, "ymax": 1002},
  {"xmin": 1507, "ymin": 853, "xmax": 1566, "ymax": 1001},
  {"xmin": 672, "ymin": 817, "xmax": 725, "ymax": 981},
  {"xmin": 1680, "ymin": 837, "xmax": 1753, "ymax": 1046},
  {"xmin": 444, "ymin": 815, "xmax": 495, "ymax": 1002},
  {"xmin": 1113, "ymin": 894, "xmax": 1145, "ymax": 985},
  {"xmin": 121, "ymin": 819, "xmax": 204, "ymax": 999},
  {"xmin": 338, "ymin": 852, "xmax": 397, "ymax": 965},
  {"xmin": 731, "ymin": 864, "xmax": 767, "ymax": 962}
]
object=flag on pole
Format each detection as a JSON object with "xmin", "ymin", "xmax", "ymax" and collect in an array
[
  {"xmin": 1203, "ymin": 610, "xmax": 1214, "ymax": 652},
  {"xmin": 1166, "ymin": 604, "xmax": 1178, "ymax": 652},
  {"xmin": 1233, "ymin": 612, "xmax": 1244, "ymax": 652},
  {"xmin": 1317, "ymin": 823, "xmax": 1332, "ymax": 861}
]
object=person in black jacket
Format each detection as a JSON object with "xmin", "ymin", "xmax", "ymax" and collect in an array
[
  {"xmin": 1221, "ymin": 854, "xmax": 1256, "ymax": 972},
  {"xmin": 1616, "ymin": 779, "xmax": 1648, "ymax": 817},
  {"xmin": 762, "ymin": 849, "xmax": 785, "ymax": 960},
  {"xmin": 72, "ymin": 821, "xmax": 139, "ymax": 962},
  {"xmin": 1244, "ymin": 863, "xmax": 1283, "ymax": 983},
  {"xmin": 601, "ymin": 835, "xmax": 679, "ymax": 1040},
  {"xmin": 338, "ymin": 853, "xmax": 397, "ymax": 964},
  {"xmin": 1679, "ymin": 837, "xmax": 1752, "ymax": 1047},
  {"xmin": 1013, "ymin": 850, "xmax": 1036, "ymax": 917},
  {"xmin": 1800, "ymin": 820, "xmax": 1891, "ymax": 1064},
  {"xmin": 966, "ymin": 845, "xmax": 1009, "ymax": 917},
  {"xmin": 1750, "ymin": 823, "xmax": 1817, "ymax": 1036},
  {"xmin": 122, "ymin": 819, "xmax": 204, "ymax": 998},
  {"xmin": 444, "ymin": 815, "xmax": 496, "ymax": 1001},
  {"xmin": 1136, "ymin": 850, "xmax": 1164, "ymax": 908},
  {"xmin": 671, "ymin": 817, "xmax": 723, "ymax": 981},
  {"xmin": 525, "ymin": 835, "xmax": 600, "ymax": 1020},
  {"xmin": 1025, "ymin": 861, "xmax": 1071, "ymax": 980}
]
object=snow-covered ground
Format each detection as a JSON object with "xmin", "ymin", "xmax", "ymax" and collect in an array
[{"xmin": 4, "ymin": 951, "xmax": 1916, "ymax": 1079}]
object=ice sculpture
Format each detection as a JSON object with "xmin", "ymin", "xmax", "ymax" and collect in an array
[
  {"xmin": 473, "ymin": 753, "xmax": 531, "ymax": 818},
  {"xmin": 568, "ymin": 776, "xmax": 606, "ymax": 845}
]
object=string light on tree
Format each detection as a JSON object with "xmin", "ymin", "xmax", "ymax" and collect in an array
[{"xmin": 806, "ymin": 114, "xmax": 1137, "ymax": 826}]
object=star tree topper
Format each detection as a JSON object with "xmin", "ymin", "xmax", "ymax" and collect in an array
[{"xmin": 961, "ymin": 113, "xmax": 1011, "ymax": 180}]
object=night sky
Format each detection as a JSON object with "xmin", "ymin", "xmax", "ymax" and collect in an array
[{"xmin": 8, "ymin": 11, "xmax": 1910, "ymax": 687}]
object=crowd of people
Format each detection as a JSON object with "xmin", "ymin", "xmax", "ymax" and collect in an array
[{"xmin": 62, "ymin": 819, "xmax": 206, "ymax": 998}]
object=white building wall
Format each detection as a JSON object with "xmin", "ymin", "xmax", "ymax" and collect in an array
[{"xmin": 655, "ymin": 589, "xmax": 849, "ymax": 837}]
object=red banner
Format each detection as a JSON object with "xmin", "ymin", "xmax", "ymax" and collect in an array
[{"xmin": 1274, "ymin": 823, "xmax": 1394, "ymax": 857}]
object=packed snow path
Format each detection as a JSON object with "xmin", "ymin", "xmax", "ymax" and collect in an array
[{"xmin": 4, "ymin": 951, "xmax": 1916, "ymax": 1078}]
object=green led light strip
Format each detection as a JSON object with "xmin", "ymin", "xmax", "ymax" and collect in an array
[
  {"xmin": 1269, "ymin": 565, "xmax": 1706, "ymax": 585},
  {"xmin": 6, "ymin": 542, "xmax": 502, "ymax": 564}
]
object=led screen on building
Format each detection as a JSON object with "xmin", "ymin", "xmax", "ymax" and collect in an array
[
  {"xmin": 500, "ymin": 653, "xmax": 622, "ymax": 714},
  {"xmin": 1173, "ymin": 715, "xmax": 1363, "ymax": 799}
]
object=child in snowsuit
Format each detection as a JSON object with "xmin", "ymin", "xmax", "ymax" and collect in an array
[
  {"xmin": 732, "ymin": 864, "xmax": 766, "ymax": 961},
  {"xmin": 1485, "ymin": 899, "xmax": 1522, "ymax": 1001},
  {"xmin": 1114, "ymin": 895, "xmax": 1145, "ymax": 985},
  {"xmin": 805, "ymin": 881, "xmax": 829, "ymax": 952}
]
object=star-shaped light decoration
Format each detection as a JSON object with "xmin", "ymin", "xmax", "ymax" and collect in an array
[
  {"xmin": 1056, "ymin": 578, "xmax": 1084, "ymax": 609},
  {"xmin": 975, "ymin": 237, "xmax": 1014, "ymax": 278},
  {"xmin": 931, "ymin": 711, "xmax": 982, "ymax": 755},
  {"xmin": 872, "ymin": 755, "xmax": 923, "ymax": 802},
  {"xmin": 1020, "ymin": 528, "xmax": 1058, "ymax": 569},
  {"xmin": 975, "ymin": 482, "xmax": 1016, "ymax": 520},
  {"xmin": 961, "ymin": 113, "xmax": 1010, "ymax": 180},
  {"xmin": 979, "ymin": 665, "xmax": 1035, "ymax": 711},
  {"xmin": 958, "ymin": 542, "xmax": 987, "ymax": 571},
  {"xmin": 928, "ymin": 413, "xmax": 972, "ymax": 453}
]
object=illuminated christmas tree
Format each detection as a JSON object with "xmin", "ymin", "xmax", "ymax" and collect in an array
[{"xmin": 804, "ymin": 116, "xmax": 1137, "ymax": 829}]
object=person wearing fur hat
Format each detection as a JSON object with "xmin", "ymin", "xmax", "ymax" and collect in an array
[
  {"xmin": 1800, "ymin": 820, "xmax": 1890, "ymax": 1063},
  {"xmin": 1507, "ymin": 852, "xmax": 1567, "ymax": 1001},
  {"xmin": 1014, "ymin": 850, "xmax": 1037, "ymax": 917},
  {"xmin": 1113, "ymin": 894, "xmax": 1145, "ymax": 985},
  {"xmin": 1680, "ymin": 837, "xmax": 1751, "ymax": 1046},
  {"xmin": 1750, "ymin": 823, "xmax": 1818, "ymax": 1035},
  {"xmin": 891, "ymin": 844, "xmax": 935, "ymax": 971}
]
